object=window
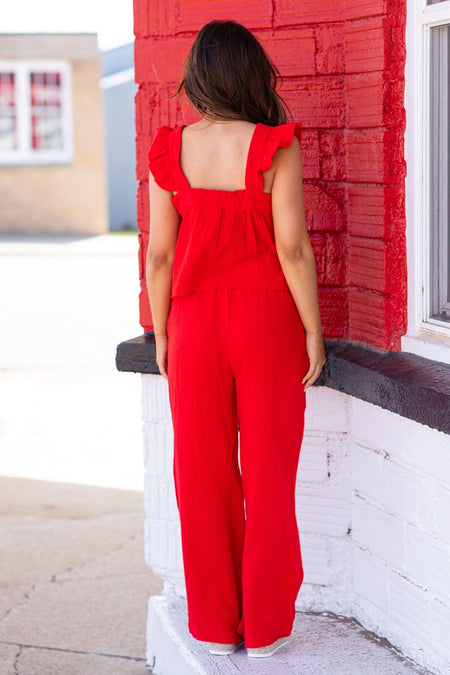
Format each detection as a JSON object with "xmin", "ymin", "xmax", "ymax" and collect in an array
[
  {"xmin": 403, "ymin": 0, "xmax": 450, "ymax": 362},
  {"xmin": 0, "ymin": 60, "xmax": 72, "ymax": 164},
  {"xmin": 429, "ymin": 24, "xmax": 450, "ymax": 323},
  {"xmin": 0, "ymin": 72, "xmax": 17, "ymax": 150}
]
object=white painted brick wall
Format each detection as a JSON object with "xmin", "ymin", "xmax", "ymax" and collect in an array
[
  {"xmin": 430, "ymin": 596, "xmax": 450, "ymax": 664},
  {"xmin": 350, "ymin": 395, "xmax": 411, "ymax": 459},
  {"xmin": 388, "ymin": 570, "xmax": 430, "ymax": 646},
  {"xmin": 142, "ymin": 375, "xmax": 450, "ymax": 674},
  {"xmin": 352, "ymin": 496, "xmax": 406, "ymax": 570},
  {"xmin": 435, "ymin": 484, "xmax": 450, "ymax": 545},
  {"xmin": 353, "ymin": 546, "xmax": 389, "ymax": 615},
  {"xmin": 383, "ymin": 459, "xmax": 430, "ymax": 529},
  {"xmin": 405, "ymin": 524, "xmax": 450, "ymax": 601},
  {"xmin": 348, "ymin": 396, "xmax": 450, "ymax": 674}
]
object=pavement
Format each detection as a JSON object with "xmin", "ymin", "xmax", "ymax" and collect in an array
[
  {"xmin": 0, "ymin": 474, "xmax": 162, "ymax": 674},
  {"xmin": 0, "ymin": 234, "xmax": 434, "ymax": 674},
  {"xmin": 0, "ymin": 234, "xmax": 163, "ymax": 673}
]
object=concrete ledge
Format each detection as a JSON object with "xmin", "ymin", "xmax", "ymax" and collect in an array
[
  {"xmin": 320, "ymin": 341, "xmax": 450, "ymax": 434},
  {"xmin": 116, "ymin": 335, "xmax": 450, "ymax": 433},
  {"xmin": 147, "ymin": 594, "xmax": 204, "ymax": 675},
  {"xmin": 145, "ymin": 592, "xmax": 430, "ymax": 675}
]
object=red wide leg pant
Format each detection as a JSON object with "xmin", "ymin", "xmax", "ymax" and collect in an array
[{"xmin": 166, "ymin": 287, "xmax": 308, "ymax": 648}]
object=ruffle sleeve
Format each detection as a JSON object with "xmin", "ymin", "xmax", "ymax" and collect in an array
[
  {"xmin": 260, "ymin": 122, "xmax": 302, "ymax": 174},
  {"xmin": 147, "ymin": 125, "xmax": 175, "ymax": 191}
]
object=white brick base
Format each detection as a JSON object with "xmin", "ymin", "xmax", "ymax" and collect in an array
[{"xmin": 142, "ymin": 375, "xmax": 450, "ymax": 674}]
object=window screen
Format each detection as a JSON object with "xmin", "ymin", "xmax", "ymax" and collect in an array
[{"xmin": 430, "ymin": 24, "xmax": 450, "ymax": 322}]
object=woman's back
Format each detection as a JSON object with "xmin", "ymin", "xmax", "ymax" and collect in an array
[
  {"xmin": 179, "ymin": 120, "xmax": 273, "ymax": 194},
  {"xmin": 148, "ymin": 120, "xmax": 303, "ymax": 299}
]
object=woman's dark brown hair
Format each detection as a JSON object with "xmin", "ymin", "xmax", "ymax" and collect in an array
[{"xmin": 173, "ymin": 20, "xmax": 291, "ymax": 126}]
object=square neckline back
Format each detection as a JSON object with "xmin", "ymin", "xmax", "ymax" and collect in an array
[{"xmin": 175, "ymin": 122, "xmax": 267, "ymax": 195}]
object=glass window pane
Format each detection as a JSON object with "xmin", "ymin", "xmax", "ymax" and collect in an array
[
  {"xmin": 430, "ymin": 24, "xmax": 450, "ymax": 323},
  {"xmin": 30, "ymin": 71, "xmax": 63, "ymax": 150},
  {"xmin": 0, "ymin": 72, "xmax": 17, "ymax": 151}
]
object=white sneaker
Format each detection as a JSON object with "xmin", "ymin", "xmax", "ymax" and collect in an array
[
  {"xmin": 247, "ymin": 636, "xmax": 290, "ymax": 657},
  {"xmin": 208, "ymin": 640, "xmax": 245, "ymax": 655}
]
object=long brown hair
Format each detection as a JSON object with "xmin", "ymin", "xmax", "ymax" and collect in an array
[{"xmin": 173, "ymin": 20, "xmax": 291, "ymax": 126}]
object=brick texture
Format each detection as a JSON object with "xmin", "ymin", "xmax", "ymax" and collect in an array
[{"xmin": 133, "ymin": 0, "xmax": 407, "ymax": 351}]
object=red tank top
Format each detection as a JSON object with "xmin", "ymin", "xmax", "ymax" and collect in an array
[{"xmin": 147, "ymin": 121, "xmax": 302, "ymax": 299}]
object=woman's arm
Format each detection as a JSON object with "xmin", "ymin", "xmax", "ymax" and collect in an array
[
  {"xmin": 271, "ymin": 137, "xmax": 326, "ymax": 389},
  {"xmin": 146, "ymin": 171, "xmax": 180, "ymax": 379}
]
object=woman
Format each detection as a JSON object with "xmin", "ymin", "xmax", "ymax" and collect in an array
[{"xmin": 146, "ymin": 19, "xmax": 326, "ymax": 659}]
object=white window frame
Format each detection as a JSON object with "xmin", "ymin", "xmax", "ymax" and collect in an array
[
  {"xmin": 0, "ymin": 59, "xmax": 73, "ymax": 165},
  {"xmin": 403, "ymin": 0, "xmax": 450, "ymax": 364}
]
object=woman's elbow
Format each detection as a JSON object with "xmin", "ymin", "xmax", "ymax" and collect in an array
[
  {"xmin": 276, "ymin": 244, "xmax": 306, "ymax": 264},
  {"xmin": 146, "ymin": 249, "xmax": 173, "ymax": 271}
]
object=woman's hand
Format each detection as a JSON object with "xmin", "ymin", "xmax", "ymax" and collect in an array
[
  {"xmin": 302, "ymin": 332, "xmax": 326, "ymax": 390},
  {"xmin": 155, "ymin": 333, "xmax": 169, "ymax": 380}
]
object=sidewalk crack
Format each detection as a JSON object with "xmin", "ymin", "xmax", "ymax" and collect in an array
[
  {"xmin": 0, "ymin": 584, "xmax": 37, "ymax": 626},
  {"xmin": 13, "ymin": 644, "xmax": 22, "ymax": 674},
  {"xmin": 0, "ymin": 640, "xmax": 147, "ymax": 663},
  {"xmin": 50, "ymin": 532, "xmax": 139, "ymax": 583}
]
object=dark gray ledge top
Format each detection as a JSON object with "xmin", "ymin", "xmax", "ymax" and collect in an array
[{"xmin": 116, "ymin": 334, "xmax": 450, "ymax": 435}]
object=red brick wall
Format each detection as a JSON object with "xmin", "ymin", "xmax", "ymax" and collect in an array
[{"xmin": 134, "ymin": 0, "xmax": 407, "ymax": 351}]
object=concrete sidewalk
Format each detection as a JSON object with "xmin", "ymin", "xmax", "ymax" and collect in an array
[
  {"xmin": 0, "ymin": 234, "xmax": 157, "ymax": 673},
  {"xmin": 0, "ymin": 475, "xmax": 162, "ymax": 674}
]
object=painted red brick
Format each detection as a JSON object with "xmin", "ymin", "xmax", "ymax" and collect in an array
[
  {"xmin": 134, "ymin": 0, "xmax": 177, "ymax": 37},
  {"xmin": 310, "ymin": 235, "xmax": 326, "ymax": 285},
  {"xmin": 344, "ymin": 18, "xmax": 386, "ymax": 73},
  {"xmin": 346, "ymin": 72, "xmax": 384, "ymax": 128},
  {"xmin": 326, "ymin": 235, "xmax": 347, "ymax": 286},
  {"xmin": 347, "ymin": 187, "xmax": 389, "ymax": 239},
  {"xmin": 348, "ymin": 289, "xmax": 389, "ymax": 348},
  {"xmin": 316, "ymin": 25, "xmax": 345, "ymax": 75},
  {"xmin": 384, "ymin": 78, "xmax": 406, "ymax": 128},
  {"xmin": 136, "ymin": 84, "xmax": 191, "ymax": 138},
  {"xmin": 282, "ymin": 78, "xmax": 345, "ymax": 129},
  {"xmin": 299, "ymin": 131, "xmax": 320, "ymax": 180},
  {"xmin": 303, "ymin": 184, "xmax": 346, "ymax": 232},
  {"xmin": 138, "ymin": 233, "xmax": 149, "ymax": 281},
  {"xmin": 384, "ymin": 130, "xmax": 406, "ymax": 186},
  {"xmin": 319, "ymin": 288, "xmax": 348, "ymax": 338},
  {"xmin": 346, "ymin": 131, "xmax": 385, "ymax": 183},
  {"xmin": 275, "ymin": 0, "xmax": 344, "ymax": 27},
  {"xmin": 319, "ymin": 132, "xmax": 346, "ymax": 181},
  {"xmin": 344, "ymin": 0, "xmax": 386, "ymax": 21},
  {"xmin": 136, "ymin": 135, "xmax": 152, "ymax": 183},
  {"xmin": 139, "ymin": 279, "xmax": 152, "ymax": 332},
  {"xmin": 386, "ymin": 234, "xmax": 407, "ymax": 317},
  {"xmin": 137, "ymin": 181, "xmax": 149, "ymax": 234},
  {"xmin": 349, "ymin": 237, "xmax": 388, "ymax": 293},
  {"xmin": 385, "ymin": 187, "xmax": 405, "ymax": 240},
  {"xmin": 266, "ymin": 31, "xmax": 316, "ymax": 77},
  {"xmin": 135, "ymin": 37, "xmax": 192, "ymax": 85},
  {"xmin": 177, "ymin": 0, "xmax": 273, "ymax": 33}
]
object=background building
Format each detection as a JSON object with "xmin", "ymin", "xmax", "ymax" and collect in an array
[
  {"xmin": 0, "ymin": 32, "xmax": 108, "ymax": 235},
  {"xmin": 117, "ymin": 1, "xmax": 450, "ymax": 673},
  {"xmin": 101, "ymin": 41, "xmax": 138, "ymax": 231}
]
